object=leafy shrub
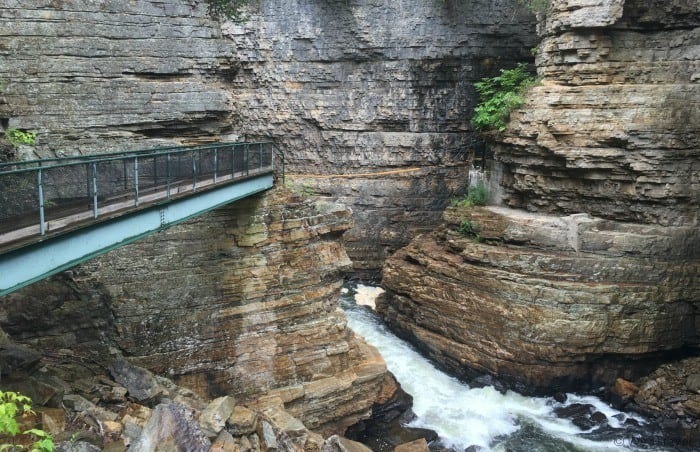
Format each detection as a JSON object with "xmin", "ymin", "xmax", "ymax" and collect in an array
[
  {"xmin": 457, "ymin": 219, "xmax": 483, "ymax": 242},
  {"xmin": 471, "ymin": 63, "xmax": 536, "ymax": 133},
  {"xmin": 451, "ymin": 183, "xmax": 489, "ymax": 208},
  {"xmin": 5, "ymin": 129, "xmax": 36, "ymax": 147},
  {"xmin": 0, "ymin": 390, "xmax": 53, "ymax": 451}
]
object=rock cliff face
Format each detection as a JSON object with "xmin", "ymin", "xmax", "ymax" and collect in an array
[
  {"xmin": 228, "ymin": 0, "xmax": 537, "ymax": 274},
  {"xmin": 379, "ymin": 0, "xmax": 700, "ymax": 393},
  {"xmin": 496, "ymin": 0, "xmax": 699, "ymax": 226},
  {"xmin": 1, "ymin": 189, "xmax": 395, "ymax": 433},
  {"xmin": 0, "ymin": 0, "xmax": 235, "ymax": 157}
]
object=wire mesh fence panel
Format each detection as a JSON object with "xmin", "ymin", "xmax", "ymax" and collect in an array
[
  {"xmin": 217, "ymin": 146, "xmax": 233, "ymax": 180},
  {"xmin": 0, "ymin": 170, "xmax": 40, "ymax": 232},
  {"xmin": 94, "ymin": 159, "xmax": 129, "ymax": 206},
  {"xmin": 42, "ymin": 164, "xmax": 91, "ymax": 225}
]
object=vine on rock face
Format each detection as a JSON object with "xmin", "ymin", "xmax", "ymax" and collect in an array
[
  {"xmin": 471, "ymin": 63, "xmax": 536, "ymax": 133},
  {"xmin": 517, "ymin": 0, "xmax": 549, "ymax": 12}
]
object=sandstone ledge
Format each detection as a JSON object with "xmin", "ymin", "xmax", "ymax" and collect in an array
[{"xmin": 379, "ymin": 205, "xmax": 700, "ymax": 394}]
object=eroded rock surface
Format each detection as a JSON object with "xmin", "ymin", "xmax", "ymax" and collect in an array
[
  {"xmin": 495, "ymin": 0, "xmax": 700, "ymax": 226},
  {"xmin": 379, "ymin": 0, "xmax": 700, "ymax": 395},
  {"xmin": 0, "ymin": 189, "xmax": 395, "ymax": 434},
  {"xmin": 380, "ymin": 206, "xmax": 700, "ymax": 393},
  {"xmin": 0, "ymin": 0, "xmax": 235, "ymax": 156},
  {"xmin": 228, "ymin": 0, "xmax": 538, "ymax": 274}
]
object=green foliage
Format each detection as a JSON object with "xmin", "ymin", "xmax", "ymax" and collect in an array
[
  {"xmin": 471, "ymin": 63, "xmax": 536, "ymax": 133},
  {"xmin": 0, "ymin": 391, "xmax": 54, "ymax": 452},
  {"xmin": 207, "ymin": 0, "xmax": 252, "ymax": 21},
  {"xmin": 285, "ymin": 180, "xmax": 315, "ymax": 197},
  {"xmin": 517, "ymin": 0, "xmax": 549, "ymax": 12},
  {"xmin": 457, "ymin": 219, "xmax": 482, "ymax": 242},
  {"xmin": 451, "ymin": 183, "xmax": 489, "ymax": 208},
  {"xmin": 5, "ymin": 129, "xmax": 36, "ymax": 147}
]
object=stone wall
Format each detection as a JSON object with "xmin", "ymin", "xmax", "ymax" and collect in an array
[
  {"xmin": 228, "ymin": 0, "xmax": 537, "ymax": 274},
  {"xmin": 0, "ymin": 189, "xmax": 395, "ymax": 433}
]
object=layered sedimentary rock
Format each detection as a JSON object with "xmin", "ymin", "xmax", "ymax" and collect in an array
[
  {"xmin": 380, "ymin": 0, "xmax": 700, "ymax": 392},
  {"xmin": 495, "ymin": 0, "xmax": 700, "ymax": 226},
  {"xmin": 0, "ymin": 189, "xmax": 395, "ymax": 433},
  {"xmin": 380, "ymin": 206, "xmax": 700, "ymax": 393},
  {"xmin": 228, "ymin": 0, "xmax": 537, "ymax": 273},
  {"xmin": 0, "ymin": 0, "xmax": 236, "ymax": 157}
]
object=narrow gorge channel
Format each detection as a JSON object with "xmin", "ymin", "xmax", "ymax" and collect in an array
[{"xmin": 343, "ymin": 284, "xmax": 661, "ymax": 451}]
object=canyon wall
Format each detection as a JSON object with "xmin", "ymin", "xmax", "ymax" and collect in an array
[
  {"xmin": 1, "ymin": 189, "xmax": 395, "ymax": 434},
  {"xmin": 228, "ymin": 0, "xmax": 537, "ymax": 274},
  {"xmin": 0, "ymin": 0, "xmax": 235, "ymax": 156},
  {"xmin": 379, "ymin": 0, "xmax": 700, "ymax": 393}
]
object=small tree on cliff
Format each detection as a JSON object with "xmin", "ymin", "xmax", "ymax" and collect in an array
[{"xmin": 471, "ymin": 63, "xmax": 536, "ymax": 133}]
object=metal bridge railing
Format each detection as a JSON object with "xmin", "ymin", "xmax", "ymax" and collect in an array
[{"xmin": 0, "ymin": 141, "xmax": 280, "ymax": 248}]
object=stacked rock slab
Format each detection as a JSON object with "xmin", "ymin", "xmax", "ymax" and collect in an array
[
  {"xmin": 379, "ymin": 0, "xmax": 700, "ymax": 393},
  {"xmin": 0, "ymin": 189, "xmax": 395, "ymax": 434},
  {"xmin": 227, "ymin": 0, "xmax": 537, "ymax": 275}
]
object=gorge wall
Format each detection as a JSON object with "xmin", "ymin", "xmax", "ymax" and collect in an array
[
  {"xmin": 1, "ymin": 0, "xmax": 538, "ymax": 275},
  {"xmin": 0, "ymin": 0, "xmax": 236, "ymax": 156},
  {"xmin": 379, "ymin": 0, "xmax": 700, "ymax": 394},
  {"xmin": 227, "ymin": 0, "xmax": 537, "ymax": 274},
  {"xmin": 1, "ymin": 189, "xmax": 396, "ymax": 437}
]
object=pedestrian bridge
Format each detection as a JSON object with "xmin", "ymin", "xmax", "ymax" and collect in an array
[{"xmin": 0, "ymin": 141, "xmax": 283, "ymax": 297}]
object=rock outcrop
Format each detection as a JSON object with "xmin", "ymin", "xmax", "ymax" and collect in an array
[
  {"xmin": 495, "ymin": 0, "xmax": 699, "ymax": 226},
  {"xmin": 379, "ymin": 0, "xmax": 700, "ymax": 393},
  {"xmin": 380, "ymin": 205, "xmax": 700, "ymax": 393},
  {"xmin": 0, "ymin": 189, "xmax": 396, "ymax": 434},
  {"xmin": 227, "ymin": 0, "xmax": 538, "ymax": 274}
]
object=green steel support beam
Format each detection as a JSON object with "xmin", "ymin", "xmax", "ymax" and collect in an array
[{"xmin": 0, "ymin": 174, "xmax": 273, "ymax": 297}]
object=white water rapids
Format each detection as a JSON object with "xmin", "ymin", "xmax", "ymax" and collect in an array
[{"xmin": 342, "ymin": 284, "xmax": 654, "ymax": 452}]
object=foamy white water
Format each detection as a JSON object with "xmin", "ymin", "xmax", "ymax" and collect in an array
[{"xmin": 343, "ymin": 285, "xmax": 650, "ymax": 451}]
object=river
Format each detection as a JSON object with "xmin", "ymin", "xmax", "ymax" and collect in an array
[{"xmin": 341, "ymin": 283, "xmax": 660, "ymax": 452}]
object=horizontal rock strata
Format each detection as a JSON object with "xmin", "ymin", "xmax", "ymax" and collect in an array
[
  {"xmin": 379, "ymin": 206, "xmax": 700, "ymax": 393},
  {"xmin": 494, "ymin": 0, "xmax": 699, "ymax": 226},
  {"xmin": 0, "ymin": 0, "xmax": 236, "ymax": 157},
  {"xmin": 0, "ymin": 189, "xmax": 395, "ymax": 433},
  {"xmin": 228, "ymin": 0, "xmax": 538, "ymax": 273}
]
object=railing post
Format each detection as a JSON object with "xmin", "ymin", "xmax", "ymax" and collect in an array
[
  {"xmin": 214, "ymin": 148, "xmax": 218, "ymax": 184},
  {"xmin": 123, "ymin": 159, "xmax": 128, "ymax": 190},
  {"xmin": 246, "ymin": 143, "xmax": 250, "ymax": 177},
  {"xmin": 86, "ymin": 164, "xmax": 91, "ymax": 209},
  {"xmin": 92, "ymin": 162, "xmax": 98, "ymax": 219},
  {"xmin": 166, "ymin": 153, "xmax": 171, "ymax": 200},
  {"xmin": 134, "ymin": 157, "xmax": 139, "ymax": 207},
  {"xmin": 38, "ymin": 167, "xmax": 45, "ymax": 236},
  {"xmin": 231, "ymin": 144, "xmax": 235, "ymax": 178},
  {"xmin": 259, "ymin": 143, "xmax": 263, "ymax": 171},
  {"xmin": 192, "ymin": 151, "xmax": 197, "ymax": 191}
]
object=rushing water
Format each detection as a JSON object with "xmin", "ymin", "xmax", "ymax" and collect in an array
[{"xmin": 341, "ymin": 284, "xmax": 657, "ymax": 452}]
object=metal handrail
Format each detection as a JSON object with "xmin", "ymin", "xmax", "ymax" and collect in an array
[
  {"xmin": 0, "ymin": 141, "xmax": 275, "ymax": 175},
  {"xmin": 0, "ymin": 141, "xmax": 281, "ymax": 245}
]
